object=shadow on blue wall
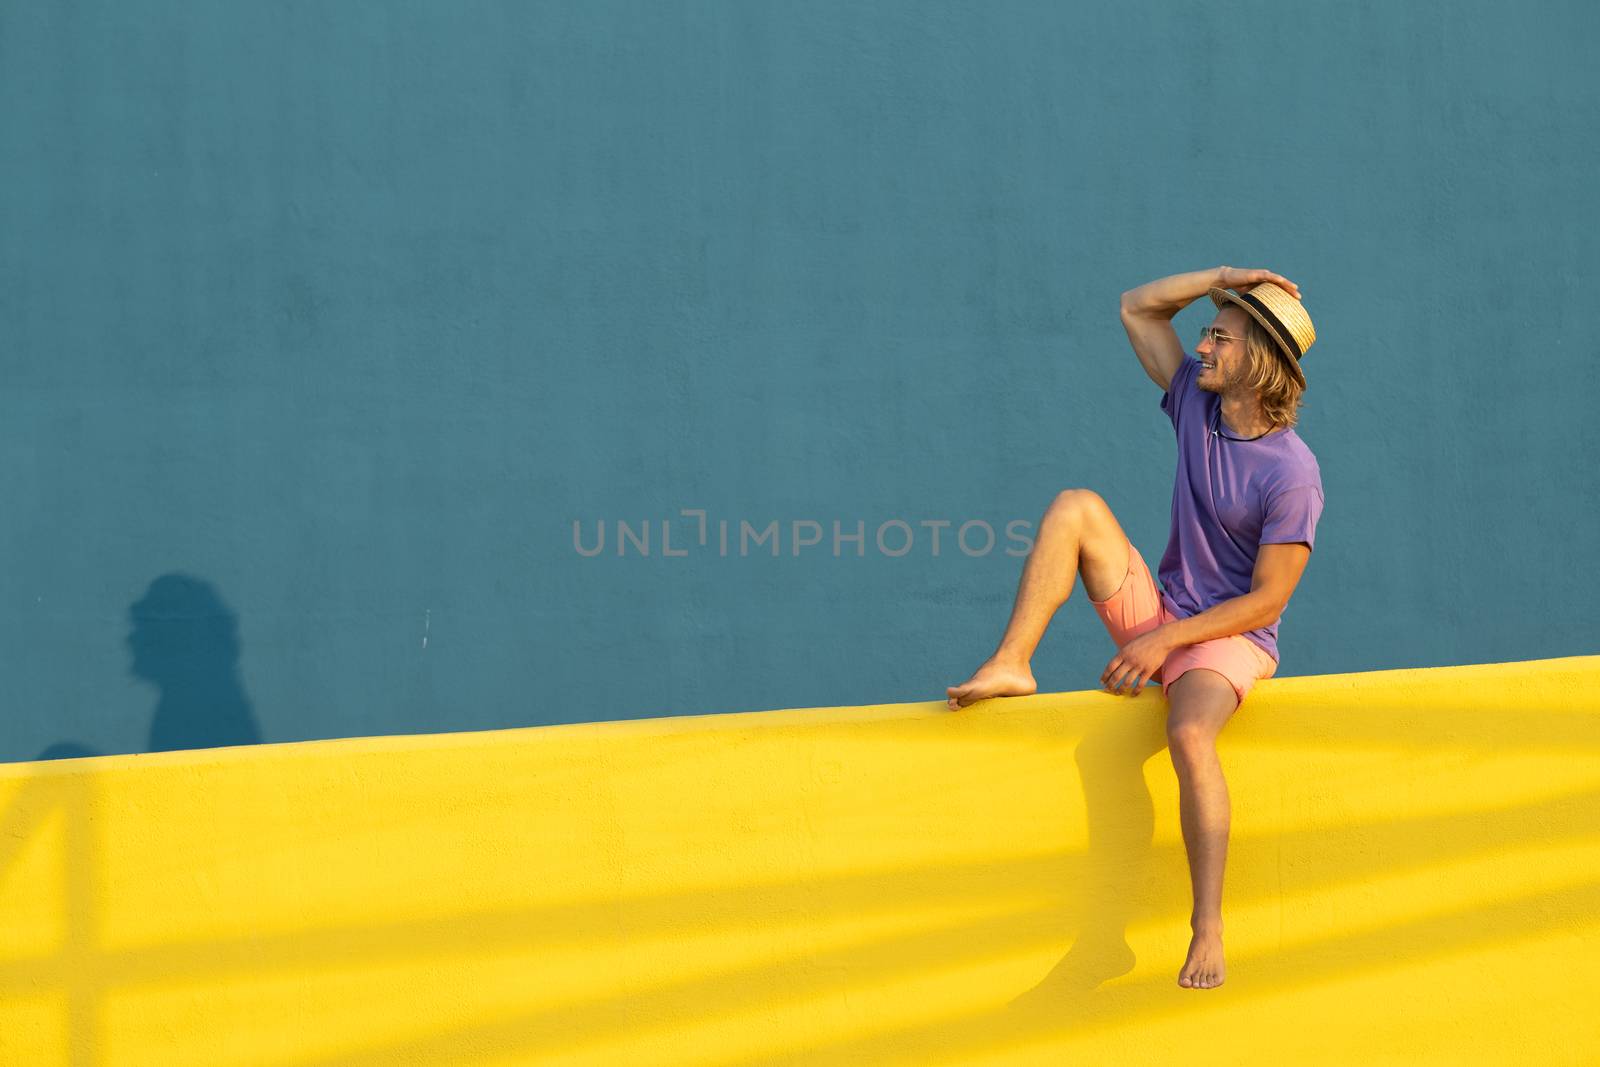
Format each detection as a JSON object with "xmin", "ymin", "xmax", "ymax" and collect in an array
[{"xmin": 34, "ymin": 573, "xmax": 261, "ymax": 762}]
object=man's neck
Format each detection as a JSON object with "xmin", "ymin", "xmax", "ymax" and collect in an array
[{"xmin": 1218, "ymin": 392, "xmax": 1281, "ymax": 438}]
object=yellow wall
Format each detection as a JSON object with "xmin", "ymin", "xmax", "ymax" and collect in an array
[{"xmin": 3, "ymin": 655, "xmax": 1598, "ymax": 1065}]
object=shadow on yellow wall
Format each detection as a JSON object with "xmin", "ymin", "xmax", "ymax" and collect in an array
[{"xmin": 2, "ymin": 655, "xmax": 1598, "ymax": 1065}]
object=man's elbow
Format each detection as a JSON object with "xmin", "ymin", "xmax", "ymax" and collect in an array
[{"xmin": 1259, "ymin": 590, "xmax": 1292, "ymax": 624}]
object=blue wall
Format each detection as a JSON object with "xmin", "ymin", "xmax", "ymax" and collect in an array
[{"xmin": 4, "ymin": 0, "xmax": 1597, "ymax": 762}]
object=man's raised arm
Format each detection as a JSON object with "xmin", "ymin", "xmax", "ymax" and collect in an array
[
  {"xmin": 1119, "ymin": 268, "xmax": 1215, "ymax": 392},
  {"xmin": 1119, "ymin": 266, "xmax": 1302, "ymax": 392}
]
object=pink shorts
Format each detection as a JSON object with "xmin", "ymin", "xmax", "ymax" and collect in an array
[{"xmin": 1088, "ymin": 539, "xmax": 1277, "ymax": 706}]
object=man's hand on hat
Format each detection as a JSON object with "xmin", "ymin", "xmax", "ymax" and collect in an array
[{"xmin": 1218, "ymin": 266, "xmax": 1302, "ymax": 301}]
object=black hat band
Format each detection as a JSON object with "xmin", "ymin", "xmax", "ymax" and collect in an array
[{"xmin": 1237, "ymin": 290, "xmax": 1303, "ymax": 361}]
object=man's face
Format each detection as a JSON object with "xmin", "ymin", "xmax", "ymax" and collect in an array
[{"xmin": 1196, "ymin": 306, "xmax": 1251, "ymax": 392}]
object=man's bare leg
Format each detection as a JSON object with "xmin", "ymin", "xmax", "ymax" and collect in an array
[
  {"xmin": 1165, "ymin": 668, "xmax": 1241, "ymax": 990},
  {"xmin": 947, "ymin": 489, "xmax": 1132, "ymax": 711}
]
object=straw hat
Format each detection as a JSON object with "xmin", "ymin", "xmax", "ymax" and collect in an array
[{"xmin": 1207, "ymin": 281, "xmax": 1316, "ymax": 389}]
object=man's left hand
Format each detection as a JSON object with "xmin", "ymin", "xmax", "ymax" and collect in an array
[{"xmin": 1101, "ymin": 628, "xmax": 1175, "ymax": 696}]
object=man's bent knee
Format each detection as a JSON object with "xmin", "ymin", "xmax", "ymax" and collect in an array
[
  {"xmin": 1045, "ymin": 489, "xmax": 1134, "ymax": 603},
  {"xmin": 1043, "ymin": 488, "xmax": 1115, "ymax": 538},
  {"xmin": 1048, "ymin": 487, "xmax": 1106, "ymax": 518}
]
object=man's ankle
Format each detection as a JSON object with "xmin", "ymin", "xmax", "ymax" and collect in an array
[
  {"xmin": 990, "ymin": 647, "xmax": 1033, "ymax": 669},
  {"xmin": 1190, "ymin": 916, "xmax": 1224, "ymax": 935}
]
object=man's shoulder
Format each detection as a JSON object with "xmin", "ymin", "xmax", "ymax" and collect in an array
[
  {"xmin": 1282, "ymin": 432, "xmax": 1321, "ymax": 478},
  {"xmin": 1260, "ymin": 433, "xmax": 1323, "ymax": 491}
]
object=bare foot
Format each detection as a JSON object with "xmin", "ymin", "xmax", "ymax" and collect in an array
[
  {"xmin": 1177, "ymin": 926, "xmax": 1226, "ymax": 989},
  {"xmin": 946, "ymin": 658, "xmax": 1036, "ymax": 711}
]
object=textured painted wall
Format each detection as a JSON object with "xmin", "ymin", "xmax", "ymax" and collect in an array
[
  {"xmin": 3, "ymin": 1, "xmax": 1597, "ymax": 761},
  {"xmin": 2, "ymin": 656, "xmax": 1597, "ymax": 1063}
]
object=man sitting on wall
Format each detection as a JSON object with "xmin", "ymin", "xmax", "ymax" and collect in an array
[{"xmin": 945, "ymin": 265, "xmax": 1326, "ymax": 991}]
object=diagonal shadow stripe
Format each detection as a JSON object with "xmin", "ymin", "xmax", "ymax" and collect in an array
[
  {"xmin": 2, "ymin": 783, "xmax": 1595, "ymax": 993},
  {"xmin": 259, "ymin": 876, "xmax": 1600, "ymax": 1067},
  {"xmin": 709, "ymin": 879, "xmax": 1600, "ymax": 1067}
]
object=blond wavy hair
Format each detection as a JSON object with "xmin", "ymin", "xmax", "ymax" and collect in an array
[{"xmin": 1235, "ymin": 313, "xmax": 1307, "ymax": 430}]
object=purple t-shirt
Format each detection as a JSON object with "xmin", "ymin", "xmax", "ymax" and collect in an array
[{"xmin": 1157, "ymin": 354, "xmax": 1324, "ymax": 664}]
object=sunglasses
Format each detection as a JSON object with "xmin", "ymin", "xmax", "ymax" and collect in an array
[{"xmin": 1199, "ymin": 326, "xmax": 1248, "ymax": 347}]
